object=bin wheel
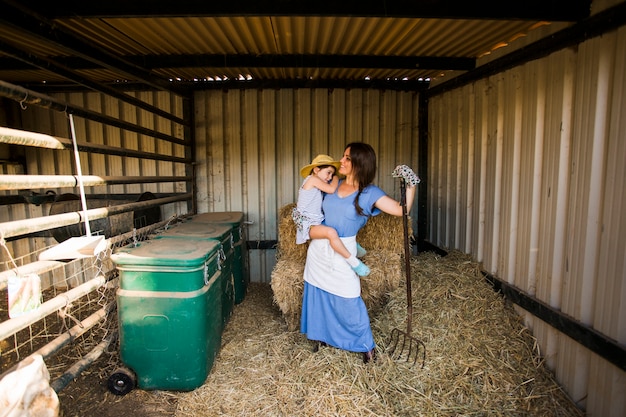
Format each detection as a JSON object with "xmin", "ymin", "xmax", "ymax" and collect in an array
[{"xmin": 107, "ymin": 367, "xmax": 136, "ymax": 396}]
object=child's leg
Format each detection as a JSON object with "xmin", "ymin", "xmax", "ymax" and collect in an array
[
  {"xmin": 309, "ymin": 225, "xmax": 371, "ymax": 276},
  {"xmin": 309, "ymin": 225, "xmax": 350, "ymax": 259}
]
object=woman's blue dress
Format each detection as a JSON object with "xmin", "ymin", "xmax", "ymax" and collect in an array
[{"xmin": 300, "ymin": 181, "xmax": 385, "ymax": 352}]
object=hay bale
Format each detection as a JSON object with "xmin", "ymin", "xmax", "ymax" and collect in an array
[
  {"xmin": 276, "ymin": 203, "xmax": 308, "ymax": 263},
  {"xmin": 360, "ymin": 251, "xmax": 402, "ymax": 314},
  {"xmin": 272, "ymin": 203, "xmax": 408, "ymax": 328},
  {"xmin": 275, "ymin": 203, "xmax": 410, "ymax": 262},
  {"xmin": 357, "ymin": 212, "xmax": 411, "ymax": 255},
  {"xmin": 270, "ymin": 259, "xmax": 304, "ymax": 331}
]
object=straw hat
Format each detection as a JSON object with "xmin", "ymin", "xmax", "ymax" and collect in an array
[{"xmin": 299, "ymin": 154, "xmax": 341, "ymax": 178}]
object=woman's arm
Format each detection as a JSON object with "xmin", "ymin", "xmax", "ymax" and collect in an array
[{"xmin": 374, "ymin": 185, "xmax": 416, "ymax": 216}]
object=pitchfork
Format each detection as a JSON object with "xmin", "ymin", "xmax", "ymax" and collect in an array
[{"xmin": 387, "ymin": 178, "xmax": 426, "ymax": 368}]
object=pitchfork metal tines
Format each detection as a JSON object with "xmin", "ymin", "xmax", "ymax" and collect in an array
[
  {"xmin": 388, "ymin": 327, "xmax": 426, "ymax": 368},
  {"xmin": 387, "ymin": 178, "xmax": 426, "ymax": 368}
]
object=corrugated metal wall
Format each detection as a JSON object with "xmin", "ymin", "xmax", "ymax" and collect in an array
[
  {"xmin": 194, "ymin": 88, "xmax": 420, "ymax": 283},
  {"xmin": 2, "ymin": 88, "xmax": 420, "ymax": 276},
  {"xmin": 1, "ymin": 91, "xmax": 189, "ymax": 266},
  {"xmin": 428, "ymin": 26, "xmax": 626, "ymax": 416}
]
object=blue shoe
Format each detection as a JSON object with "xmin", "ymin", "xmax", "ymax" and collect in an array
[
  {"xmin": 356, "ymin": 243, "xmax": 367, "ymax": 258},
  {"xmin": 352, "ymin": 260, "xmax": 370, "ymax": 277}
]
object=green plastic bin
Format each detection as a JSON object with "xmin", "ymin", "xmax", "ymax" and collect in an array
[
  {"xmin": 111, "ymin": 238, "xmax": 222, "ymax": 391},
  {"xmin": 157, "ymin": 222, "xmax": 235, "ymax": 329},
  {"xmin": 189, "ymin": 212, "xmax": 249, "ymax": 304}
]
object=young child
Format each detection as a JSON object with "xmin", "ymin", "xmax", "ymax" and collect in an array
[{"xmin": 292, "ymin": 154, "xmax": 370, "ymax": 276}]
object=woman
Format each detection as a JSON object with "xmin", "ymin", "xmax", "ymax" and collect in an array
[{"xmin": 300, "ymin": 142, "xmax": 418, "ymax": 363}]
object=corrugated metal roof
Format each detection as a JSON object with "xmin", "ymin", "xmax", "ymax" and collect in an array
[{"xmin": 0, "ymin": 2, "xmax": 585, "ymax": 89}]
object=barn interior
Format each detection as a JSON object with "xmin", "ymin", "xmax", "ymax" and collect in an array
[{"xmin": 1, "ymin": 1, "xmax": 625, "ymax": 416}]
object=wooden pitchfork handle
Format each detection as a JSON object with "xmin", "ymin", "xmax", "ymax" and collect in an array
[{"xmin": 400, "ymin": 179, "xmax": 413, "ymax": 335}]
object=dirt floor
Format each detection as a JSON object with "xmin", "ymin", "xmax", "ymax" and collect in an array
[
  {"xmin": 58, "ymin": 373, "xmax": 179, "ymax": 417},
  {"xmin": 57, "ymin": 338, "xmax": 178, "ymax": 416},
  {"xmin": 56, "ymin": 283, "xmax": 278, "ymax": 417}
]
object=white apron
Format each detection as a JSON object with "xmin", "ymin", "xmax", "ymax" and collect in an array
[{"xmin": 303, "ymin": 236, "xmax": 360, "ymax": 298}]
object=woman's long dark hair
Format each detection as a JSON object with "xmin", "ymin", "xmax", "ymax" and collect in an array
[{"xmin": 345, "ymin": 142, "xmax": 377, "ymax": 216}]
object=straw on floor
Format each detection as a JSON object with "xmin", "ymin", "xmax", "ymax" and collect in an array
[{"xmin": 175, "ymin": 251, "xmax": 583, "ymax": 417}]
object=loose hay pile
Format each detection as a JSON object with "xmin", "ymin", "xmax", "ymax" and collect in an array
[
  {"xmin": 271, "ymin": 203, "xmax": 407, "ymax": 330},
  {"xmin": 176, "ymin": 251, "xmax": 583, "ymax": 417}
]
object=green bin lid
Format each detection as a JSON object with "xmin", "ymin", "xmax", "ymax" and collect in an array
[
  {"xmin": 157, "ymin": 222, "xmax": 231, "ymax": 239},
  {"xmin": 111, "ymin": 238, "xmax": 220, "ymax": 267},
  {"xmin": 190, "ymin": 212, "xmax": 244, "ymax": 224}
]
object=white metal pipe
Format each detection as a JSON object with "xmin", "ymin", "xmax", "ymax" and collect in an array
[
  {"xmin": 0, "ymin": 216, "xmax": 186, "ymax": 290},
  {"xmin": 0, "ymin": 260, "xmax": 63, "ymax": 291},
  {"xmin": 68, "ymin": 114, "xmax": 91, "ymax": 236},
  {"xmin": 0, "ymin": 126, "xmax": 65, "ymax": 149},
  {"xmin": 0, "ymin": 193, "xmax": 191, "ymax": 239},
  {"xmin": 0, "ymin": 126, "xmax": 189, "ymax": 163},
  {"xmin": 1, "ymin": 175, "xmax": 104, "ymax": 190},
  {"xmin": 0, "ymin": 175, "xmax": 191, "ymax": 190},
  {"xmin": 0, "ymin": 275, "xmax": 106, "ymax": 341},
  {"xmin": 0, "ymin": 302, "xmax": 115, "ymax": 380},
  {"xmin": 36, "ymin": 302, "xmax": 114, "ymax": 359},
  {"xmin": 51, "ymin": 331, "xmax": 117, "ymax": 393}
]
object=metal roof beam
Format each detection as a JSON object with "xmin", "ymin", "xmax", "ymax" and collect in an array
[
  {"xmin": 18, "ymin": 79, "xmax": 432, "ymax": 93},
  {"xmin": 0, "ymin": 54, "xmax": 475, "ymax": 72},
  {"xmin": 15, "ymin": 0, "xmax": 591, "ymax": 21},
  {"xmin": 0, "ymin": 41, "xmax": 187, "ymax": 125},
  {"xmin": 142, "ymin": 54, "xmax": 476, "ymax": 71},
  {"xmin": 0, "ymin": 1, "xmax": 190, "ymax": 96}
]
